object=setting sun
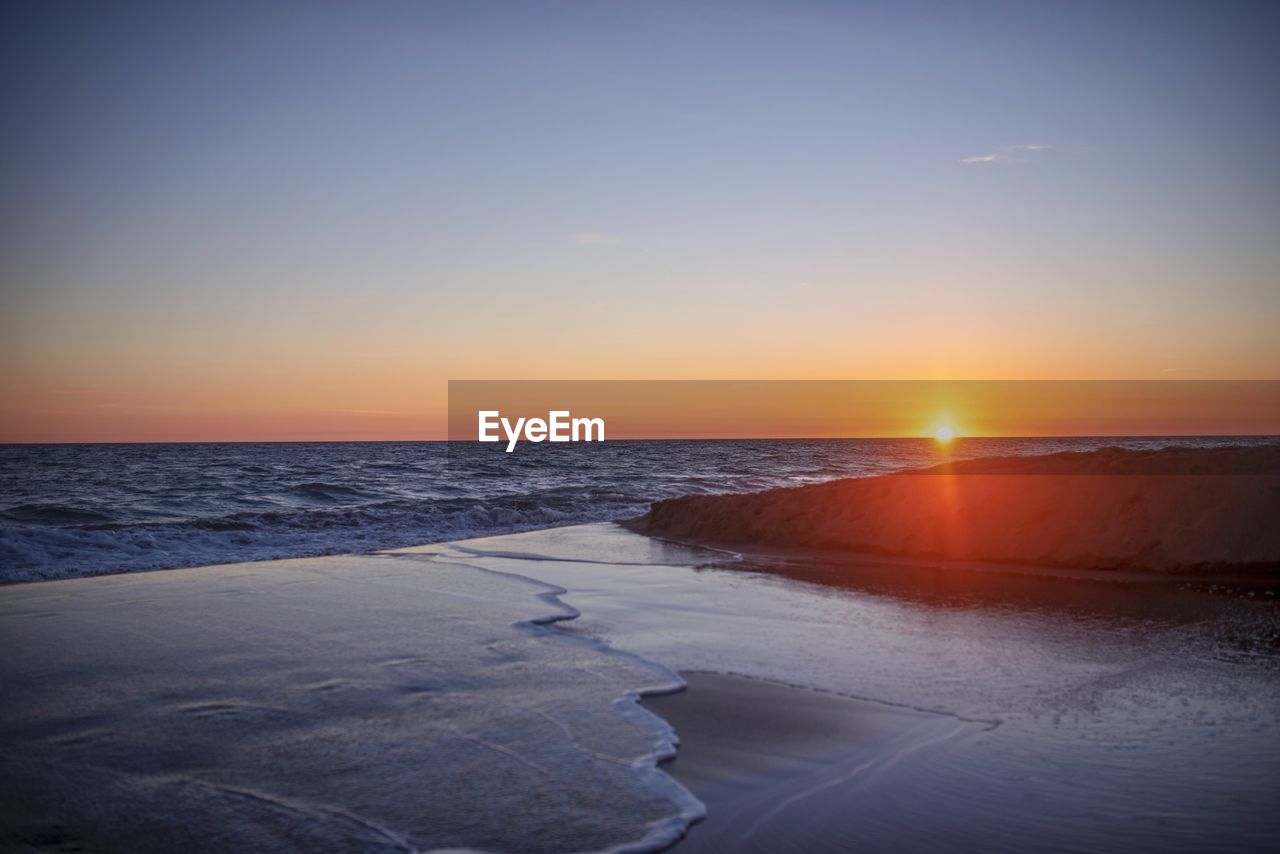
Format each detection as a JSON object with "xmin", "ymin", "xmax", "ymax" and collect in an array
[{"xmin": 934, "ymin": 425, "xmax": 956, "ymax": 442}]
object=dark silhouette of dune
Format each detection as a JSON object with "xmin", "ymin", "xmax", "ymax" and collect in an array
[{"xmin": 635, "ymin": 445, "xmax": 1280, "ymax": 575}]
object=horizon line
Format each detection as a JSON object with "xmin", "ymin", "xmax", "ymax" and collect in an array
[{"xmin": 4, "ymin": 433, "xmax": 1279, "ymax": 447}]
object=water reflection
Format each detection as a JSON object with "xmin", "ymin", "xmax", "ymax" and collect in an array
[{"xmin": 439, "ymin": 523, "xmax": 1280, "ymax": 852}]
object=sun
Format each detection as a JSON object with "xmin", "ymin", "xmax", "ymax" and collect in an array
[{"xmin": 934, "ymin": 425, "xmax": 956, "ymax": 443}]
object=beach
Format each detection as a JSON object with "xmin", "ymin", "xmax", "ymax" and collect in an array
[
  {"xmin": 5, "ymin": 509, "xmax": 1279, "ymax": 852},
  {"xmin": 7, "ymin": 0, "xmax": 1280, "ymax": 849},
  {"xmin": 9, "ymin": 437, "xmax": 1269, "ymax": 584},
  {"xmin": 642, "ymin": 672, "xmax": 963, "ymax": 853},
  {"xmin": 0, "ymin": 550, "xmax": 699, "ymax": 852}
]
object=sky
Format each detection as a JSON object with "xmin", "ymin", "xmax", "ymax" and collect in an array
[
  {"xmin": 2, "ymin": 0, "xmax": 1278, "ymax": 441},
  {"xmin": 449, "ymin": 381, "xmax": 1280, "ymax": 440}
]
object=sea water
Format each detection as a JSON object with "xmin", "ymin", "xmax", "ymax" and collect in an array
[
  {"xmin": 3, "ymin": 439, "xmax": 1278, "ymax": 852},
  {"xmin": 3, "ymin": 436, "xmax": 1273, "ymax": 583}
]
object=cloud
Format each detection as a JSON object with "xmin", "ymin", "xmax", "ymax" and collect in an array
[
  {"xmin": 573, "ymin": 232, "xmax": 622, "ymax": 246},
  {"xmin": 959, "ymin": 143, "xmax": 1051, "ymax": 164}
]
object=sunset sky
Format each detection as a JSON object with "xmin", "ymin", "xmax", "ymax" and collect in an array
[
  {"xmin": 449, "ymin": 381, "xmax": 1280, "ymax": 440},
  {"xmin": 2, "ymin": 1, "xmax": 1278, "ymax": 442}
]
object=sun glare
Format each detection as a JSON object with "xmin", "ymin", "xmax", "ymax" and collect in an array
[{"xmin": 934, "ymin": 425, "xmax": 955, "ymax": 443}]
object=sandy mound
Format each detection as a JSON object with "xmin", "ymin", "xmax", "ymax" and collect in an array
[{"xmin": 636, "ymin": 446, "xmax": 1280, "ymax": 574}]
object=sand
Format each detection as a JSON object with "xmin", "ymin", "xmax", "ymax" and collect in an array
[
  {"xmin": 0, "ymin": 554, "xmax": 699, "ymax": 853},
  {"xmin": 3, "ymin": 522, "xmax": 1278, "ymax": 852},
  {"xmin": 644, "ymin": 672, "xmax": 968, "ymax": 853},
  {"xmin": 635, "ymin": 445, "xmax": 1280, "ymax": 575}
]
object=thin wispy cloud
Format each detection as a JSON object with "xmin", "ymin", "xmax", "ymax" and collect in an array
[
  {"xmin": 573, "ymin": 232, "xmax": 622, "ymax": 246},
  {"xmin": 960, "ymin": 143, "xmax": 1051, "ymax": 164}
]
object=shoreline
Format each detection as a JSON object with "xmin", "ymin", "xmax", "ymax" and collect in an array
[
  {"xmin": 4, "ymin": 522, "xmax": 1279, "ymax": 852},
  {"xmin": 643, "ymin": 672, "xmax": 974, "ymax": 853},
  {"xmin": 9, "ymin": 438, "xmax": 1277, "ymax": 587},
  {"xmin": 11, "ymin": 514, "xmax": 1277, "ymax": 593},
  {"xmin": 625, "ymin": 521, "xmax": 1280, "ymax": 592},
  {"xmin": 0, "ymin": 549, "xmax": 705, "ymax": 853}
]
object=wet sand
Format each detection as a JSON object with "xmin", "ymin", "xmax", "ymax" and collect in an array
[
  {"xmin": 0, "ymin": 553, "xmax": 698, "ymax": 853},
  {"xmin": 433, "ymin": 524, "xmax": 1280, "ymax": 853},
  {"xmin": 645, "ymin": 672, "xmax": 970, "ymax": 853},
  {"xmin": 4, "ymin": 522, "xmax": 1278, "ymax": 852}
]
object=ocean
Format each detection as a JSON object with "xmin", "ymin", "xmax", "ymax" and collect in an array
[
  {"xmin": 2, "ymin": 435, "xmax": 1274, "ymax": 583},
  {"xmin": 3, "ymin": 437, "xmax": 1279, "ymax": 851}
]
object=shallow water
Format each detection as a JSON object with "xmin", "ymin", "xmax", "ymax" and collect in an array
[
  {"xmin": 4, "ymin": 521, "xmax": 1277, "ymax": 852},
  {"xmin": 0, "ymin": 553, "xmax": 700, "ymax": 853},
  {"xmin": 4, "ymin": 436, "xmax": 1271, "ymax": 582},
  {"xmin": 423, "ymin": 524, "xmax": 1280, "ymax": 852}
]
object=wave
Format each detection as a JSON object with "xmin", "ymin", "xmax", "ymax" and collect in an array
[
  {"xmin": 1, "ymin": 503, "xmax": 118, "ymax": 526},
  {"xmin": 279, "ymin": 481, "xmax": 381, "ymax": 503},
  {"xmin": 4, "ymin": 436, "xmax": 1271, "ymax": 584},
  {"xmin": 0, "ymin": 492, "xmax": 655, "ymax": 584}
]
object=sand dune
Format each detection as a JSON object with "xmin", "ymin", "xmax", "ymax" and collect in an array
[{"xmin": 637, "ymin": 446, "xmax": 1280, "ymax": 575}]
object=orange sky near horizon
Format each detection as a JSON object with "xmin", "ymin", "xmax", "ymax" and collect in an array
[
  {"xmin": 5, "ymin": 380, "xmax": 1274, "ymax": 445},
  {"xmin": 445, "ymin": 381, "xmax": 1280, "ymax": 442},
  {"xmin": 4, "ymin": 328, "xmax": 1279, "ymax": 442},
  {"xmin": 4, "ymin": 3, "xmax": 1279, "ymax": 444}
]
